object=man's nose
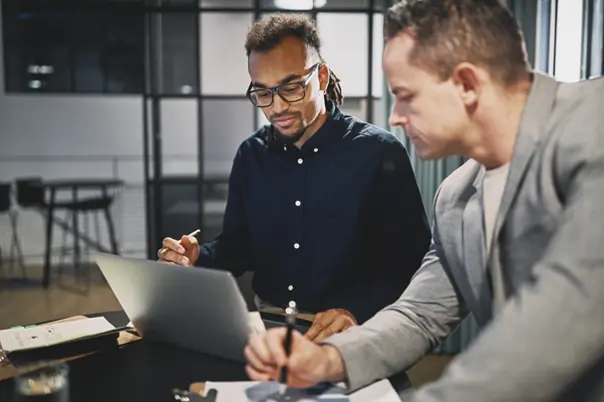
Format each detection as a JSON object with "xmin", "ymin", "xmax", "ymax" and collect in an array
[
  {"xmin": 272, "ymin": 93, "xmax": 290, "ymax": 114},
  {"xmin": 389, "ymin": 111, "xmax": 409, "ymax": 128}
]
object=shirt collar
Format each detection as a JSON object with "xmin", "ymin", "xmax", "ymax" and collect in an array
[{"xmin": 267, "ymin": 100, "xmax": 346, "ymax": 155}]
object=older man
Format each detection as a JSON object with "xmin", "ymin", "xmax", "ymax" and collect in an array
[{"xmin": 244, "ymin": 1, "xmax": 604, "ymax": 401}]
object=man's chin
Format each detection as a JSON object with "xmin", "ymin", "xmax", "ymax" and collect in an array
[
  {"xmin": 416, "ymin": 146, "xmax": 452, "ymax": 161},
  {"xmin": 273, "ymin": 127, "xmax": 305, "ymax": 145}
]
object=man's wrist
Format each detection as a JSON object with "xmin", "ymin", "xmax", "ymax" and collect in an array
[{"xmin": 320, "ymin": 344, "xmax": 346, "ymax": 383}]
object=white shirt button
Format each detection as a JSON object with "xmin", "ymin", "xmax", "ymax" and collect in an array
[
  {"xmin": 297, "ymin": 158, "xmax": 303, "ymax": 164},
  {"xmin": 283, "ymin": 145, "xmax": 287, "ymax": 151},
  {"xmin": 293, "ymin": 243, "xmax": 300, "ymax": 249},
  {"xmin": 288, "ymin": 285, "xmax": 294, "ymax": 291},
  {"xmin": 295, "ymin": 200, "xmax": 301, "ymax": 206},
  {"xmin": 313, "ymin": 148, "xmax": 318, "ymax": 153}
]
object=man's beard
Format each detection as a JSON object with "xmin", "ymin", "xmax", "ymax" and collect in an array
[{"xmin": 272, "ymin": 126, "xmax": 306, "ymax": 145}]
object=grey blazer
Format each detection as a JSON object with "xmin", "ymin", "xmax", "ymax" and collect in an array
[{"xmin": 324, "ymin": 72, "xmax": 604, "ymax": 401}]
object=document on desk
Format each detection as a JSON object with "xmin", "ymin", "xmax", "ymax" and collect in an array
[
  {"xmin": 0, "ymin": 317, "xmax": 116, "ymax": 352},
  {"xmin": 203, "ymin": 379, "xmax": 401, "ymax": 402}
]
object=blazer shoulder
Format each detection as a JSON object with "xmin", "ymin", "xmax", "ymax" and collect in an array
[{"xmin": 434, "ymin": 159, "xmax": 481, "ymax": 211}]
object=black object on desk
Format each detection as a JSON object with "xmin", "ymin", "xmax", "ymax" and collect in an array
[
  {"xmin": 6, "ymin": 331, "xmax": 121, "ymax": 367},
  {"xmin": 0, "ymin": 311, "xmax": 248, "ymax": 402},
  {"xmin": 261, "ymin": 312, "xmax": 310, "ymax": 334}
]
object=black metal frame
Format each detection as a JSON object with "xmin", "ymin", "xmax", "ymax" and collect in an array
[
  {"xmin": 550, "ymin": 0, "xmax": 559, "ymax": 77},
  {"xmin": 581, "ymin": 0, "xmax": 604, "ymax": 79},
  {"xmin": 535, "ymin": 0, "xmax": 552, "ymax": 74},
  {"xmin": 1, "ymin": 0, "xmax": 387, "ymax": 258},
  {"xmin": 581, "ymin": 0, "xmax": 594, "ymax": 78},
  {"xmin": 139, "ymin": 1, "xmax": 386, "ymax": 258}
]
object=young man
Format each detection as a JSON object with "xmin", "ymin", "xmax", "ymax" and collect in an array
[
  {"xmin": 243, "ymin": 1, "xmax": 604, "ymax": 400},
  {"xmin": 158, "ymin": 14, "xmax": 430, "ymax": 342}
]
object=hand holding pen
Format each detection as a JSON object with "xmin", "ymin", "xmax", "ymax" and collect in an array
[
  {"xmin": 157, "ymin": 229, "xmax": 201, "ymax": 266},
  {"xmin": 280, "ymin": 301, "xmax": 298, "ymax": 392},
  {"xmin": 244, "ymin": 303, "xmax": 347, "ymax": 389}
]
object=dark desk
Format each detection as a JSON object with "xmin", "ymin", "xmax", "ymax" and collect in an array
[
  {"xmin": 43, "ymin": 179, "xmax": 124, "ymax": 287},
  {"xmin": 43, "ymin": 179, "xmax": 125, "ymax": 190},
  {"xmin": 0, "ymin": 311, "xmax": 411, "ymax": 401},
  {"xmin": 0, "ymin": 311, "xmax": 248, "ymax": 402}
]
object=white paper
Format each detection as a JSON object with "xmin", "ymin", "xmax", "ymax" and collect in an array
[
  {"xmin": 204, "ymin": 379, "xmax": 401, "ymax": 402},
  {"xmin": 0, "ymin": 317, "xmax": 116, "ymax": 352},
  {"xmin": 248, "ymin": 312, "xmax": 266, "ymax": 334},
  {"xmin": 346, "ymin": 380, "xmax": 402, "ymax": 402}
]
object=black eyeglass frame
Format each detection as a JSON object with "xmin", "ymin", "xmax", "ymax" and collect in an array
[{"xmin": 246, "ymin": 62, "xmax": 322, "ymax": 108}]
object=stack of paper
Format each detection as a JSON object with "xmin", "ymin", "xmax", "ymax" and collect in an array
[
  {"xmin": 203, "ymin": 379, "xmax": 401, "ymax": 402},
  {"xmin": 0, "ymin": 317, "xmax": 119, "ymax": 353}
]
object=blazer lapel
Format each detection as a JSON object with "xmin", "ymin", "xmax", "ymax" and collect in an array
[
  {"xmin": 461, "ymin": 165, "xmax": 493, "ymax": 325},
  {"xmin": 491, "ymin": 73, "xmax": 559, "ymax": 245}
]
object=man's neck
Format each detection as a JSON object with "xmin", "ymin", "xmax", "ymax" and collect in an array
[
  {"xmin": 466, "ymin": 79, "xmax": 532, "ymax": 169},
  {"xmin": 294, "ymin": 108, "xmax": 329, "ymax": 149}
]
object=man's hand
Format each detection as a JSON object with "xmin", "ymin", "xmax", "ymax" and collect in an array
[
  {"xmin": 305, "ymin": 309, "xmax": 357, "ymax": 342},
  {"xmin": 244, "ymin": 327, "xmax": 346, "ymax": 388},
  {"xmin": 157, "ymin": 234, "xmax": 199, "ymax": 267}
]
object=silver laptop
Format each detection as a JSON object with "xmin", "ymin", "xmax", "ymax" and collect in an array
[{"xmin": 95, "ymin": 252, "xmax": 256, "ymax": 363}]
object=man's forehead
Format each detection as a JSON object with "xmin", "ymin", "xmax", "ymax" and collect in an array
[
  {"xmin": 383, "ymin": 32, "xmax": 415, "ymax": 65},
  {"xmin": 248, "ymin": 59, "xmax": 309, "ymax": 87},
  {"xmin": 383, "ymin": 34, "xmax": 428, "ymax": 94},
  {"xmin": 248, "ymin": 41, "xmax": 318, "ymax": 86}
]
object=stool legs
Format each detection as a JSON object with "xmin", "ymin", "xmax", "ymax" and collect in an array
[
  {"xmin": 0, "ymin": 246, "xmax": 4, "ymax": 278},
  {"xmin": 104, "ymin": 205, "xmax": 119, "ymax": 255},
  {"xmin": 8, "ymin": 210, "xmax": 26, "ymax": 279},
  {"xmin": 59, "ymin": 211, "xmax": 70, "ymax": 282}
]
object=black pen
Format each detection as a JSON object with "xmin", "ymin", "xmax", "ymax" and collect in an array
[{"xmin": 280, "ymin": 301, "xmax": 297, "ymax": 393}]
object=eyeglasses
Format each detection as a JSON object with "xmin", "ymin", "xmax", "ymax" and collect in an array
[{"xmin": 246, "ymin": 62, "xmax": 321, "ymax": 108}]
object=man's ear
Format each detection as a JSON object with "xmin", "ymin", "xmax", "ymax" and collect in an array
[
  {"xmin": 451, "ymin": 62, "xmax": 481, "ymax": 106},
  {"xmin": 318, "ymin": 63, "xmax": 330, "ymax": 92}
]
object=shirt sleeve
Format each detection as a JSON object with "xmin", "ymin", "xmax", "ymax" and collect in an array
[
  {"xmin": 333, "ymin": 137, "xmax": 432, "ymax": 323},
  {"xmin": 323, "ymin": 200, "xmax": 468, "ymax": 390},
  {"xmin": 197, "ymin": 145, "xmax": 254, "ymax": 277}
]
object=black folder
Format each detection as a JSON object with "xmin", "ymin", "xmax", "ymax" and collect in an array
[{"xmin": 4, "ymin": 328, "xmax": 124, "ymax": 367}]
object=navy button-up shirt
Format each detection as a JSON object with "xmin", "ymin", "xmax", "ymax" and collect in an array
[{"xmin": 198, "ymin": 101, "xmax": 430, "ymax": 323}]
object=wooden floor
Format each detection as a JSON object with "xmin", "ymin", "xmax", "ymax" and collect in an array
[
  {"xmin": 0, "ymin": 263, "xmax": 453, "ymax": 388},
  {"xmin": 0, "ymin": 263, "xmax": 121, "ymax": 329}
]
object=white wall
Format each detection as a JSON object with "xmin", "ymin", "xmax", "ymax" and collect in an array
[
  {"xmin": 0, "ymin": 4, "xmax": 147, "ymax": 264},
  {"xmin": 0, "ymin": 5, "xmax": 386, "ymax": 267}
]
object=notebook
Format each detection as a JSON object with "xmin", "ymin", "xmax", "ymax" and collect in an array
[{"xmin": 202, "ymin": 379, "xmax": 401, "ymax": 402}]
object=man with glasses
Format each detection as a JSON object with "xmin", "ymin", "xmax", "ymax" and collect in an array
[{"xmin": 158, "ymin": 13, "xmax": 430, "ymax": 342}]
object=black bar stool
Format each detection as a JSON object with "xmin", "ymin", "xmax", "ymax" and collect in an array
[
  {"xmin": 0, "ymin": 182, "xmax": 26, "ymax": 280},
  {"xmin": 58, "ymin": 196, "xmax": 115, "ymax": 288},
  {"xmin": 14, "ymin": 177, "xmax": 117, "ymax": 288}
]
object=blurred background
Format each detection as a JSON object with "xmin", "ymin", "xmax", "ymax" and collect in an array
[{"xmin": 0, "ymin": 0, "xmax": 602, "ymax": 387}]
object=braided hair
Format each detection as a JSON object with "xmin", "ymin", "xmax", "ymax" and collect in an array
[
  {"xmin": 325, "ymin": 68, "xmax": 343, "ymax": 106},
  {"xmin": 245, "ymin": 13, "xmax": 344, "ymax": 107}
]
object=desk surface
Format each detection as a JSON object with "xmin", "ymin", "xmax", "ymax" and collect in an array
[
  {"xmin": 0, "ymin": 311, "xmax": 247, "ymax": 402},
  {"xmin": 44, "ymin": 179, "xmax": 124, "ymax": 189},
  {"xmin": 0, "ymin": 311, "xmax": 410, "ymax": 401}
]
